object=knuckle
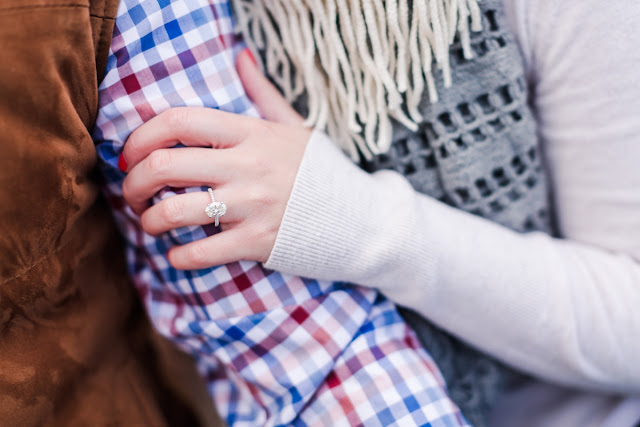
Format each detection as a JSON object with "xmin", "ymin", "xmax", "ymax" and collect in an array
[
  {"xmin": 166, "ymin": 107, "xmax": 191, "ymax": 130},
  {"xmin": 246, "ymin": 187, "xmax": 264, "ymax": 205},
  {"xmin": 261, "ymin": 191, "xmax": 277, "ymax": 207},
  {"xmin": 146, "ymin": 149, "xmax": 172, "ymax": 176},
  {"xmin": 247, "ymin": 186, "xmax": 275, "ymax": 208},
  {"xmin": 250, "ymin": 225, "xmax": 268, "ymax": 243},
  {"xmin": 248, "ymin": 118, "xmax": 278, "ymax": 143},
  {"xmin": 159, "ymin": 197, "xmax": 184, "ymax": 226},
  {"xmin": 251, "ymin": 118, "xmax": 273, "ymax": 135},
  {"xmin": 186, "ymin": 243, "xmax": 209, "ymax": 265},
  {"xmin": 242, "ymin": 151, "xmax": 269, "ymax": 177}
]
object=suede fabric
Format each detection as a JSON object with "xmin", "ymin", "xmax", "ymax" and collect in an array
[{"xmin": 0, "ymin": 1, "xmax": 220, "ymax": 425}]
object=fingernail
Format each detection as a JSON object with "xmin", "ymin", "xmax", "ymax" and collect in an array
[
  {"xmin": 118, "ymin": 153, "xmax": 128, "ymax": 172},
  {"xmin": 244, "ymin": 48, "xmax": 257, "ymax": 66}
]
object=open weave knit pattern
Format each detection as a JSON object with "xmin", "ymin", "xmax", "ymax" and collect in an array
[{"xmin": 233, "ymin": 1, "xmax": 553, "ymax": 426}]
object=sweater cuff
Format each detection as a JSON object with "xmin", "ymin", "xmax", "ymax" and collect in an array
[
  {"xmin": 265, "ymin": 130, "xmax": 364, "ymax": 279},
  {"xmin": 264, "ymin": 130, "xmax": 423, "ymax": 288}
]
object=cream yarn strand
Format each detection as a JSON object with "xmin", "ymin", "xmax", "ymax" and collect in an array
[{"xmin": 232, "ymin": 0, "xmax": 482, "ymax": 160}]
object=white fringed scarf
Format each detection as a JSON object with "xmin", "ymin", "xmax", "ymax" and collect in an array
[{"xmin": 232, "ymin": 0, "xmax": 483, "ymax": 160}]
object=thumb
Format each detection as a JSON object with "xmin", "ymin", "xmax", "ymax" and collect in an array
[{"xmin": 236, "ymin": 48, "xmax": 305, "ymax": 126}]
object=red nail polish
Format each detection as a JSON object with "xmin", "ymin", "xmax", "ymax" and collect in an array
[
  {"xmin": 118, "ymin": 153, "xmax": 128, "ymax": 172},
  {"xmin": 244, "ymin": 48, "xmax": 257, "ymax": 66}
]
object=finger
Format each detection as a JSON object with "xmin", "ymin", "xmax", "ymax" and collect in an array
[
  {"xmin": 140, "ymin": 189, "xmax": 242, "ymax": 236},
  {"xmin": 122, "ymin": 147, "xmax": 237, "ymax": 215},
  {"xmin": 236, "ymin": 49, "xmax": 305, "ymax": 126},
  {"xmin": 168, "ymin": 228, "xmax": 251, "ymax": 270},
  {"xmin": 122, "ymin": 106, "xmax": 260, "ymax": 171}
]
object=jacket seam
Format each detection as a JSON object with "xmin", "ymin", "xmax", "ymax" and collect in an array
[
  {"xmin": 96, "ymin": 10, "xmax": 107, "ymax": 82},
  {"xmin": 90, "ymin": 14, "xmax": 114, "ymax": 20},
  {"xmin": 0, "ymin": 239, "xmax": 73, "ymax": 286}
]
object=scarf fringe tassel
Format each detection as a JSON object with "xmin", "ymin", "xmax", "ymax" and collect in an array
[{"xmin": 233, "ymin": 0, "xmax": 483, "ymax": 160}]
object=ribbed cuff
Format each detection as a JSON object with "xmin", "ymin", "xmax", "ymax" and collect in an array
[
  {"xmin": 265, "ymin": 130, "xmax": 373, "ymax": 281},
  {"xmin": 264, "ymin": 129, "xmax": 433, "ymax": 305}
]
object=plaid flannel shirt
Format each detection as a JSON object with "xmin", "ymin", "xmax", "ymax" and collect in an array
[{"xmin": 92, "ymin": 1, "xmax": 470, "ymax": 426}]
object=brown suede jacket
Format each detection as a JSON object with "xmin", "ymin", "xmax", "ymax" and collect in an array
[{"xmin": 0, "ymin": 1, "xmax": 221, "ymax": 425}]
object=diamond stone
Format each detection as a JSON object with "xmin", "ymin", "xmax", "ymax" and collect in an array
[{"xmin": 205, "ymin": 202, "xmax": 227, "ymax": 218}]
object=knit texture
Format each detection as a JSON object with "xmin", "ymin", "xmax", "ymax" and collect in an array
[
  {"xmin": 253, "ymin": 0, "xmax": 552, "ymax": 425},
  {"xmin": 360, "ymin": 3, "xmax": 550, "ymax": 234},
  {"xmin": 368, "ymin": 3, "xmax": 552, "ymax": 424}
]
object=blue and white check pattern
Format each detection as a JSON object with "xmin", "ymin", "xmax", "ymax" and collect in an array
[{"xmin": 92, "ymin": 1, "xmax": 470, "ymax": 426}]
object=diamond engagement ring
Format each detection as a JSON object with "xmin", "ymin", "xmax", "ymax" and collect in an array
[{"xmin": 205, "ymin": 188, "xmax": 227, "ymax": 227}]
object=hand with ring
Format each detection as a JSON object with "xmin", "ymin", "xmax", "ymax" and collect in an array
[{"xmin": 120, "ymin": 50, "xmax": 311, "ymax": 269}]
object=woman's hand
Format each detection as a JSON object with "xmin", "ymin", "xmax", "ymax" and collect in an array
[{"xmin": 120, "ymin": 49, "xmax": 311, "ymax": 269}]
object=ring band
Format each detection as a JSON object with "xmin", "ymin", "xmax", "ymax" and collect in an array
[{"xmin": 205, "ymin": 188, "xmax": 227, "ymax": 227}]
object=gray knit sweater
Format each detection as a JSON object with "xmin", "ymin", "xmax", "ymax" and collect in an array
[
  {"xmin": 264, "ymin": 0, "xmax": 552, "ymax": 425},
  {"xmin": 361, "ymin": 2, "xmax": 551, "ymax": 424}
]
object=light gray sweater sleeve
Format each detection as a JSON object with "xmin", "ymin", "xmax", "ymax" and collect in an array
[{"xmin": 266, "ymin": 0, "xmax": 640, "ymax": 393}]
